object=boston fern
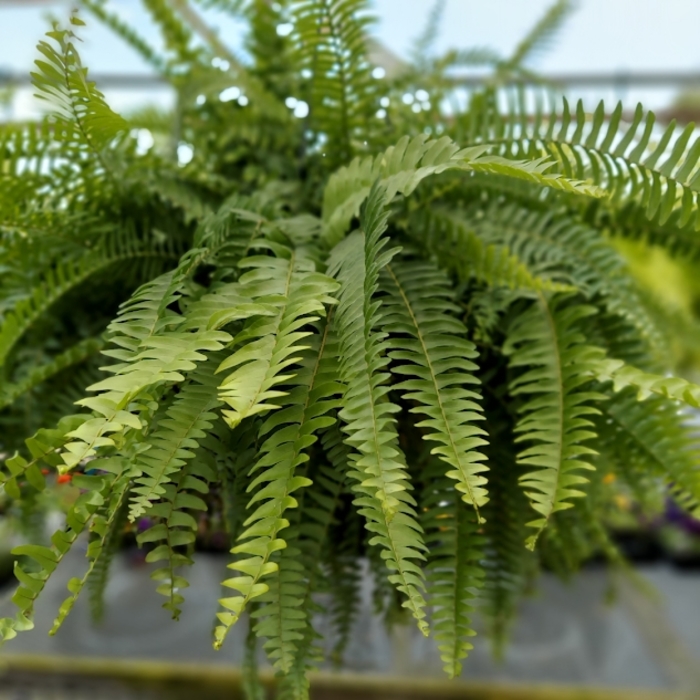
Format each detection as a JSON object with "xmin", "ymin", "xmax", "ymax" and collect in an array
[{"xmin": 2, "ymin": 0, "xmax": 700, "ymax": 694}]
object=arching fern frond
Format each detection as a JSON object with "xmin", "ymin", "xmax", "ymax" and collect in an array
[
  {"xmin": 291, "ymin": 0, "xmax": 377, "ymax": 166},
  {"xmin": 214, "ymin": 314, "xmax": 341, "ymax": 649},
  {"xmin": 272, "ymin": 446, "xmax": 348, "ymax": 695},
  {"xmin": 258, "ymin": 449, "xmax": 347, "ymax": 694},
  {"xmin": 143, "ymin": 0, "xmax": 201, "ymax": 67},
  {"xmin": 137, "ymin": 439, "xmax": 217, "ymax": 619},
  {"xmin": 215, "ymin": 245, "xmax": 338, "ymax": 429},
  {"xmin": 328, "ymin": 184, "xmax": 429, "ymax": 634},
  {"xmin": 49, "ymin": 464, "xmax": 136, "ymax": 634},
  {"xmin": 587, "ymin": 353, "xmax": 700, "ymax": 407},
  {"xmin": 129, "ymin": 359, "xmax": 222, "ymax": 520},
  {"xmin": 320, "ymin": 425, "xmax": 362, "ymax": 666},
  {"xmin": 408, "ymin": 207, "xmax": 562, "ymax": 293},
  {"xmin": 243, "ymin": 323, "xmax": 343, "ymax": 672},
  {"xmin": 499, "ymin": 0, "xmax": 574, "ymax": 75},
  {"xmin": 479, "ymin": 419, "xmax": 534, "ymax": 657},
  {"xmin": 0, "ymin": 337, "xmax": 103, "ymax": 410},
  {"xmin": 32, "ymin": 14, "xmax": 128, "ymax": 162},
  {"xmin": 504, "ymin": 295, "xmax": 601, "ymax": 548},
  {"xmin": 323, "ymin": 134, "xmax": 603, "ymax": 245},
  {"xmin": 597, "ymin": 389, "xmax": 700, "ymax": 516},
  {"xmin": 380, "ymin": 260, "xmax": 489, "ymax": 515},
  {"xmin": 82, "ymin": 0, "xmax": 168, "ymax": 73},
  {"xmin": 57, "ymin": 267, "xmax": 227, "ymax": 472},
  {"xmin": 0, "ymin": 455, "xmax": 128, "ymax": 642},
  {"xmin": 461, "ymin": 202, "xmax": 668, "ymax": 360},
  {"xmin": 0, "ymin": 242, "xmax": 165, "ymax": 375},
  {"xmin": 1, "ymin": 415, "xmax": 86, "ymax": 497},
  {"xmin": 87, "ymin": 491, "xmax": 130, "ymax": 623},
  {"xmin": 421, "ymin": 456, "xmax": 484, "ymax": 678},
  {"xmin": 473, "ymin": 91, "xmax": 700, "ymax": 239}
]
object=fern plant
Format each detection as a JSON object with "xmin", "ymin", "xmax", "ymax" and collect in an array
[{"xmin": 2, "ymin": 0, "xmax": 700, "ymax": 695}]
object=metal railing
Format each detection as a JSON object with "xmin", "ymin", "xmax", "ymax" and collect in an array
[{"xmin": 2, "ymin": 70, "xmax": 700, "ymax": 89}]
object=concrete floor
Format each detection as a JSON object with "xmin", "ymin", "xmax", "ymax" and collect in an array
[{"xmin": 1, "ymin": 548, "xmax": 700, "ymax": 694}]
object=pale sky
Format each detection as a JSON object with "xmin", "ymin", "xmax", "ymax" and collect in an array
[{"xmin": 2, "ymin": 0, "xmax": 700, "ymax": 118}]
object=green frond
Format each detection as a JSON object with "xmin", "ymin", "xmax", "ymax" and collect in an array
[
  {"xmin": 0, "ymin": 120, "xmax": 70, "ymax": 210},
  {"xmin": 0, "ymin": 455, "xmax": 128, "ymax": 642},
  {"xmin": 143, "ymin": 0, "xmax": 201, "ymax": 67},
  {"xmin": 473, "ymin": 91, "xmax": 700, "ymax": 240},
  {"xmin": 459, "ymin": 203, "xmax": 667, "ymax": 358},
  {"xmin": 87, "ymin": 493, "xmax": 130, "ymax": 623},
  {"xmin": 409, "ymin": 208, "xmax": 561, "ymax": 292},
  {"xmin": 215, "ymin": 246, "xmax": 338, "ymax": 429},
  {"xmin": 410, "ymin": 0, "xmax": 446, "ymax": 67},
  {"xmin": 129, "ymin": 360, "xmax": 222, "ymax": 521},
  {"xmin": 576, "ymin": 497, "xmax": 629, "ymax": 568},
  {"xmin": 539, "ymin": 507, "xmax": 592, "ymax": 579},
  {"xmin": 504, "ymin": 295, "xmax": 601, "ymax": 548},
  {"xmin": 242, "ymin": 615, "xmax": 266, "ymax": 700},
  {"xmin": 421, "ymin": 456, "xmax": 484, "ymax": 678},
  {"xmin": 479, "ymin": 423, "xmax": 534, "ymax": 657},
  {"xmin": 137, "ymin": 434, "xmax": 217, "ymax": 619},
  {"xmin": 291, "ymin": 0, "xmax": 377, "ymax": 165},
  {"xmin": 251, "ymin": 535, "xmax": 308, "ymax": 676},
  {"xmin": 48, "ymin": 465, "xmax": 135, "ymax": 634},
  {"xmin": 61, "ymin": 266, "xmax": 230, "ymax": 471},
  {"xmin": 501, "ymin": 0, "xmax": 575, "ymax": 73},
  {"xmin": 49, "ymin": 230, "xmax": 258, "ymax": 477},
  {"xmin": 587, "ymin": 352, "xmax": 700, "ymax": 407},
  {"xmin": 325, "ymin": 528, "xmax": 362, "ymax": 663},
  {"xmin": 588, "ymin": 200, "xmax": 700, "ymax": 260},
  {"xmin": 598, "ymin": 389, "xmax": 700, "ymax": 516},
  {"xmin": 194, "ymin": 0, "xmax": 248, "ymax": 14},
  {"xmin": 380, "ymin": 260, "xmax": 489, "ymax": 514},
  {"xmin": 32, "ymin": 15, "xmax": 128, "ymax": 160},
  {"xmin": 321, "ymin": 426, "xmax": 363, "ymax": 666},
  {"xmin": 0, "ymin": 337, "xmax": 104, "ymax": 411},
  {"xmin": 323, "ymin": 134, "xmax": 603, "ymax": 245},
  {"xmin": 243, "ymin": 0, "xmax": 297, "ymax": 100},
  {"xmin": 465, "ymin": 203, "xmax": 622, "ymax": 289},
  {"xmin": 0, "ymin": 243, "xmax": 164, "ymax": 376},
  {"xmin": 271, "ymin": 452, "xmax": 348, "ymax": 697},
  {"xmin": 190, "ymin": 191, "xmax": 269, "ymax": 265},
  {"xmin": 1, "ymin": 415, "xmax": 86, "ymax": 498},
  {"xmin": 247, "ymin": 327, "xmax": 344, "ymax": 676},
  {"xmin": 328, "ymin": 184, "xmax": 429, "ymax": 634},
  {"xmin": 217, "ymin": 420, "xmax": 262, "ymax": 543},
  {"xmin": 214, "ymin": 315, "xmax": 341, "ymax": 649},
  {"xmin": 82, "ymin": 0, "xmax": 168, "ymax": 73}
]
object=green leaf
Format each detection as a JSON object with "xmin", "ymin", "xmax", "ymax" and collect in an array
[
  {"xmin": 328, "ymin": 183, "xmax": 429, "ymax": 634},
  {"xmin": 31, "ymin": 14, "xmax": 128, "ymax": 157},
  {"xmin": 323, "ymin": 134, "xmax": 603, "ymax": 245},
  {"xmin": 422, "ymin": 457, "xmax": 484, "ymax": 677},
  {"xmin": 504, "ymin": 295, "xmax": 602, "ymax": 548},
  {"xmin": 380, "ymin": 261, "xmax": 489, "ymax": 515},
  {"xmin": 216, "ymin": 246, "xmax": 339, "ymax": 429},
  {"xmin": 214, "ymin": 316, "xmax": 342, "ymax": 650}
]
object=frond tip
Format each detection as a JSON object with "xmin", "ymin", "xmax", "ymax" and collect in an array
[{"xmin": 32, "ymin": 13, "xmax": 128, "ymax": 154}]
